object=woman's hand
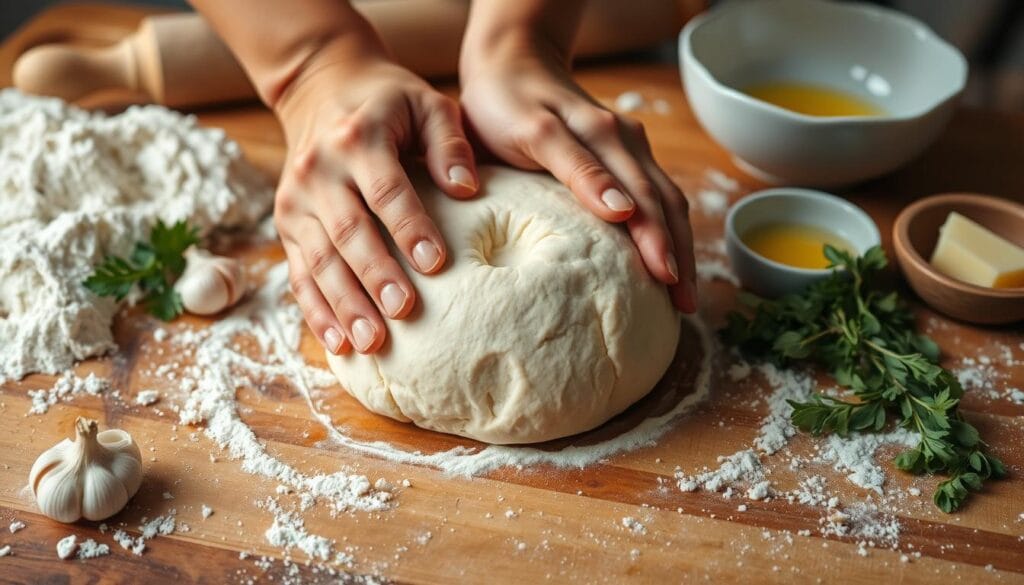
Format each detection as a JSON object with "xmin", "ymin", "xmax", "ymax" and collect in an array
[
  {"xmin": 275, "ymin": 53, "xmax": 478, "ymax": 355},
  {"xmin": 459, "ymin": 34, "xmax": 697, "ymax": 313}
]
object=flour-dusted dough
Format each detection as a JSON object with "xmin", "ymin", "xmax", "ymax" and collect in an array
[{"xmin": 326, "ymin": 167, "xmax": 680, "ymax": 444}]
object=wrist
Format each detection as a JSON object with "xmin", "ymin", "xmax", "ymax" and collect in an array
[
  {"xmin": 459, "ymin": 25, "xmax": 569, "ymax": 83},
  {"xmin": 273, "ymin": 38, "xmax": 390, "ymax": 140}
]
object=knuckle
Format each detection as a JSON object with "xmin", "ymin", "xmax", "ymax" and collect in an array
[
  {"xmin": 325, "ymin": 287, "xmax": 360, "ymax": 314},
  {"xmin": 436, "ymin": 135, "xmax": 471, "ymax": 157},
  {"xmin": 274, "ymin": 188, "xmax": 297, "ymax": 217},
  {"xmin": 326, "ymin": 214, "xmax": 363, "ymax": 247},
  {"xmin": 630, "ymin": 179, "xmax": 657, "ymax": 202},
  {"xmin": 389, "ymin": 212, "xmax": 423, "ymax": 240},
  {"xmin": 328, "ymin": 117, "xmax": 364, "ymax": 151},
  {"xmin": 523, "ymin": 114, "xmax": 560, "ymax": 142},
  {"xmin": 288, "ymin": 273, "xmax": 309, "ymax": 297},
  {"xmin": 367, "ymin": 176, "xmax": 406, "ymax": 210},
  {"xmin": 590, "ymin": 109, "xmax": 619, "ymax": 134},
  {"xmin": 429, "ymin": 94, "xmax": 460, "ymax": 118},
  {"xmin": 307, "ymin": 245, "xmax": 337, "ymax": 277},
  {"xmin": 357, "ymin": 256, "xmax": 390, "ymax": 281},
  {"xmin": 291, "ymin": 147, "xmax": 318, "ymax": 181}
]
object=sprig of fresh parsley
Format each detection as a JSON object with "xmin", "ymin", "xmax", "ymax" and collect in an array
[
  {"xmin": 722, "ymin": 245, "xmax": 1006, "ymax": 512},
  {"xmin": 83, "ymin": 220, "xmax": 199, "ymax": 321}
]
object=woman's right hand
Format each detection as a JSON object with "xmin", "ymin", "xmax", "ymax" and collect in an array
[{"xmin": 273, "ymin": 52, "xmax": 477, "ymax": 355}]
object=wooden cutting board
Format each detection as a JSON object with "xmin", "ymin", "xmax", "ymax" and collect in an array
[{"xmin": 0, "ymin": 4, "xmax": 1022, "ymax": 584}]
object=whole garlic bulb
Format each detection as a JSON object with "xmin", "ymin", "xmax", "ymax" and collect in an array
[
  {"xmin": 29, "ymin": 417, "xmax": 143, "ymax": 523},
  {"xmin": 174, "ymin": 247, "xmax": 247, "ymax": 315}
]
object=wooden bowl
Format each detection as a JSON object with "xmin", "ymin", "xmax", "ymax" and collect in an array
[{"xmin": 893, "ymin": 193, "xmax": 1024, "ymax": 325}]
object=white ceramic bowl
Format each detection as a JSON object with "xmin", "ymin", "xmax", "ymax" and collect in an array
[
  {"xmin": 680, "ymin": 0, "xmax": 967, "ymax": 187},
  {"xmin": 726, "ymin": 188, "xmax": 880, "ymax": 298}
]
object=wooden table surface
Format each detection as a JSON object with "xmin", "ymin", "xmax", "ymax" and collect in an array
[{"xmin": 1, "ymin": 4, "xmax": 1022, "ymax": 584}]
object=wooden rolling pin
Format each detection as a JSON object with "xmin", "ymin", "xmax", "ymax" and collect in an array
[{"xmin": 13, "ymin": 0, "xmax": 699, "ymax": 108}]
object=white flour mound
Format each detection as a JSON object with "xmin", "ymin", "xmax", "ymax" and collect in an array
[{"xmin": 0, "ymin": 89, "xmax": 272, "ymax": 383}]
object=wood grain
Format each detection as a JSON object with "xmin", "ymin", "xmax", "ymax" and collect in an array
[{"xmin": 1, "ymin": 4, "xmax": 1022, "ymax": 585}]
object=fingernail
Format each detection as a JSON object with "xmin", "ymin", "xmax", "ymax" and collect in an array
[
  {"xmin": 601, "ymin": 188, "xmax": 634, "ymax": 212},
  {"xmin": 413, "ymin": 240, "xmax": 441, "ymax": 272},
  {"xmin": 380, "ymin": 283, "xmax": 407, "ymax": 317},
  {"xmin": 324, "ymin": 327, "xmax": 343, "ymax": 354},
  {"xmin": 351, "ymin": 318, "xmax": 375, "ymax": 351},
  {"xmin": 448, "ymin": 165, "xmax": 476, "ymax": 190},
  {"xmin": 665, "ymin": 253, "xmax": 680, "ymax": 283}
]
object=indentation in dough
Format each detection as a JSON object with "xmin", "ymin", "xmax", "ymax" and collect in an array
[{"xmin": 472, "ymin": 210, "xmax": 560, "ymax": 268}]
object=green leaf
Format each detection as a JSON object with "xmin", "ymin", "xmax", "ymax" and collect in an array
[
  {"xmin": 145, "ymin": 285, "xmax": 184, "ymax": 322},
  {"xmin": 150, "ymin": 220, "xmax": 200, "ymax": 276},
  {"xmin": 82, "ymin": 220, "xmax": 198, "ymax": 321}
]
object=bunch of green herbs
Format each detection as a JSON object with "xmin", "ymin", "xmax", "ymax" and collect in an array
[{"xmin": 722, "ymin": 245, "xmax": 1006, "ymax": 512}]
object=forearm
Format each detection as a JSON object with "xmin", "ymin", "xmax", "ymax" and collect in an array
[
  {"xmin": 187, "ymin": 0, "xmax": 388, "ymax": 110},
  {"xmin": 460, "ymin": 0, "xmax": 586, "ymax": 76}
]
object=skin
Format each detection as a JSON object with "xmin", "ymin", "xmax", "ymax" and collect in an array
[{"xmin": 190, "ymin": 0, "xmax": 697, "ymax": 356}]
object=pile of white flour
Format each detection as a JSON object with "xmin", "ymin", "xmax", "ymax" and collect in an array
[{"xmin": 0, "ymin": 90, "xmax": 272, "ymax": 382}]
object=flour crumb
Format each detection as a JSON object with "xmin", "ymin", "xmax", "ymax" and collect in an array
[
  {"xmin": 136, "ymin": 390, "xmax": 161, "ymax": 406},
  {"xmin": 28, "ymin": 372, "xmax": 108, "ymax": 415},
  {"xmin": 0, "ymin": 545, "xmax": 10, "ymax": 557},
  {"xmin": 705, "ymin": 168, "xmax": 740, "ymax": 193},
  {"xmin": 56, "ymin": 535, "xmax": 78, "ymax": 559},
  {"xmin": 113, "ymin": 529, "xmax": 146, "ymax": 555},
  {"xmin": 697, "ymin": 189, "xmax": 729, "ymax": 217},
  {"xmin": 614, "ymin": 91, "xmax": 645, "ymax": 113},
  {"xmin": 76, "ymin": 539, "xmax": 109, "ymax": 559},
  {"xmin": 8, "ymin": 521, "xmax": 24, "ymax": 534},
  {"xmin": 202, "ymin": 505, "xmax": 214, "ymax": 519},
  {"xmin": 621, "ymin": 517, "xmax": 647, "ymax": 535}
]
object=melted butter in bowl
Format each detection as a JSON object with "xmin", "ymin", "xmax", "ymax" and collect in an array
[
  {"xmin": 742, "ymin": 82, "xmax": 886, "ymax": 118},
  {"xmin": 726, "ymin": 188, "xmax": 880, "ymax": 298},
  {"xmin": 742, "ymin": 222, "xmax": 855, "ymax": 270}
]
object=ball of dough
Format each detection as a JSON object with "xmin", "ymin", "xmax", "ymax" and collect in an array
[{"xmin": 326, "ymin": 166, "xmax": 680, "ymax": 444}]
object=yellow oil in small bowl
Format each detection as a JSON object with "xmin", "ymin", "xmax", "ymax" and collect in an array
[
  {"xmin": 743, "ymin": 82, "xmax": 885, "ymax": 117},
  {"xmin": 742, "ymin": 223, "xmax": 854, "ymax": 270}
]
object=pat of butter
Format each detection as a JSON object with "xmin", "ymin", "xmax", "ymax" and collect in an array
[{"xmin": 929, "ymin": 211, "xmax": 1024, "ymax": 289}]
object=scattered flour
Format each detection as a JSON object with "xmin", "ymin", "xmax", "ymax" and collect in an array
[
  {"xmin": 135, "ymin": 389, "xmax": 161, "ymax": 406},
  {"xmin": 695, "ymin": 259, "xmax": 739, "ymax": 286},
  {"xmin": 27, "ymin": 372, "xmax": 108, "ymax": 415},
  {"xmin": 611, "ymin": 91, "xmax": 673, "ymax": 115},
  {"xmin": 76, "ymin": 539, "xmax": 110, "ymax": 559},
  {"xmin": 697, "ymin": 189, "xmax": 729, "ymax": 217},
  {"xmin": 614, "ymin": 91, "xmax": 645, "ymax": 113},
  {"xmin": 0, "ymin": 89, "xmax": 272, "ymax": 383},
  {"xmin": 621, "ymin": 517, "xmax": 647, "ymax": 535},
  {"xmin": 56, "ymin": 535, "xmax": 77, "ymax": 559}
]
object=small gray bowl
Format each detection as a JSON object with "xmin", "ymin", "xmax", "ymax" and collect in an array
[{"xmin": 725, "ymin": 188, "xmax": 881, "ymax": 298}]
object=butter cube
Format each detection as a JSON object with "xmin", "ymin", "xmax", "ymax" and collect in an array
[{"xmin": 930, "ymin": 211, "xmax": 1024, "ymax": 289}]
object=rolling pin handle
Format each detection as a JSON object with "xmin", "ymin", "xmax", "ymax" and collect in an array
[{"xmin": 13, "ymin": 39, "xmax": 145, "ymax": 102}]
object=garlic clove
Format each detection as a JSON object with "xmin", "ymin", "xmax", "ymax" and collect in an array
[
  {"xmin": 175, "ymin": 247, "xmax": 247, "ymax": 315},
  {"xmin": 36, "ymin": 464, "xmax": 82, "ymax": 524},
  {"xmin": 105, "ymin": 444, "xmax": 143, "ymax": 496},
  {"xmin": 81, "ymin": 465, "xmax": 129, "ymax": 521}
]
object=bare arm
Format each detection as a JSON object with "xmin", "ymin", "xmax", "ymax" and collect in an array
[
  {"xmin": 460, "ymin": 0, "xmax": 698, "ymax": 312},
  {"xmin": 189, "ymin": 0, "xmax": 478, "ymax": 354}
]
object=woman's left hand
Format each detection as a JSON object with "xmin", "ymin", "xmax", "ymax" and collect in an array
[{"xmin": 460, "ymin": 39, "xmax": 697, "ymax": 313}]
